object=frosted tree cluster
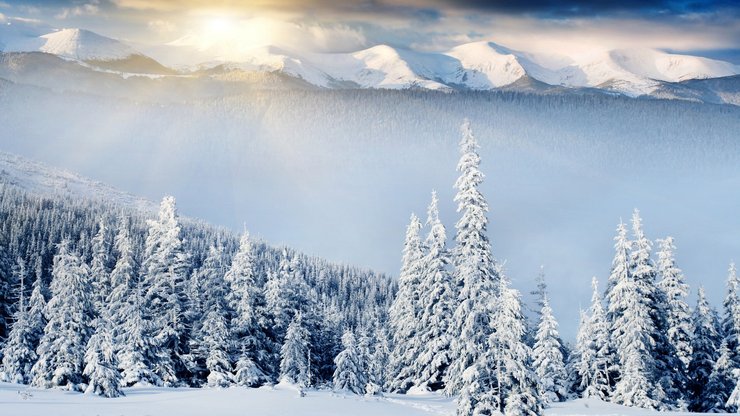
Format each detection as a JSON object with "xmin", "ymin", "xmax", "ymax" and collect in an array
[{"xmin": 0, "ymin": 185, "xmax": 393, "ymax": 396}]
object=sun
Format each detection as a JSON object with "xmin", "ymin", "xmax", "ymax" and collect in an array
[{"xmin": 204, "ymin": 16, "xmax": 236, "ymax": 36}]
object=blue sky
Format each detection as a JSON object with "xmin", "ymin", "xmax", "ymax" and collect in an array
[{"xmin": 1, "ymin": 0, "xmax": 738, "ymax": 60}]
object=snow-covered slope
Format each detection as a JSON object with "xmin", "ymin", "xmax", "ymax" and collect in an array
[
  {"xmin": 0, "ymin": 151, "xmax": 154, "ymax": 212},
  {"xmin": 1, "ymin": 381, "xmax": 729, "ymax": 416},
  {"xmin": 39, "ymin": 28, "xmax": 136, "ymax": 61}
]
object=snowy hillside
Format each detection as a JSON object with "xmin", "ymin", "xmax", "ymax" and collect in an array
[
  {"xmin": 2, "ymin": 25, "xmax": 738, "ymax": 99},
  {"xmin": 0, "ymin": 151, "xmax": 154, "ymax": 212}
]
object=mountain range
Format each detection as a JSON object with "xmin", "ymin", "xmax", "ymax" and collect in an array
[{"xmin": 1, "ymin": 25, "xmax": 738, "ymax": 103}]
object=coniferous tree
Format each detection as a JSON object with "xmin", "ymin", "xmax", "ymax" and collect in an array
[
  {"xmin": 388, "ymin": 214, "xmax": 424, "ymax": 392},
  {"xmin": 225, "ymin": 230, "xmax": 268, "ymax": 385},
  {"xmin": 704, "ymin": 340, "xmax": 736, "ymax": 412},
  {"xmin": 447, "ymin": 119, "xmax": 498, "ymax": 396},
  {"xmin": 84, "ymin": 316, "xmax": 123, "ymax": 398},
  {"xmin": 118, "ymin": 278, "xmax": 158, "ymax": 386},
  {"xmin": 414, "ymin": 191, "xmax": 455, "ymax": 390},
  {"xmin": 532, "ymin": 296, "xmax": 568, "ymax": 403},
  {"xmin": 0, "ymin": 258, "xmax": 37, "ymax": 383},
  {"xmin": 279, "ymin": 314, "xmax": 311, "ymax": 387},
  {"xmin": 90, "ymin": 218, "xmax": 112, "ymax": 315},
  {"xmin": 609, "ymin": 214, "xmax": 663, "ymax": 409},
  {"xmin": 656, "ymin": 237, "xmax": 692, "ymax": 375},
  {"xmin": 140, "ymin": 196, "xmax": 190, "ymax": 386},
  {"xmin": 369, "ymin": 323, "xmax": 391, "ymax": 391},
  {"xmin": 577, "ymin": 277, "xmax": 613, "ymax": 400},
  {"xmin": 203, "ymin": 304, "xmax": 234, "ymax": 388},
  {"xmin": 688, "ymin": 286, "xmax": 721, "ymax": 412},
  {"xmin": 457, "ymin": 271, "xmax": 540, "ymax": 415},
  {"xmin": 30, "ymin": 239, "xmax": 94, "ymax": 391},
  {"xmin": 722, "ymin": 263, "xmax": 740, "ymax": 374},
  {"xmin": 333, "ymin": 329, "xmax": 366, "ymax": 394}
]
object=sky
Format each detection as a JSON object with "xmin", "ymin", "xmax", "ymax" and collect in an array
[{"xmin": 1, "ymin": 0, "xmax": 739, "ymax": 61}]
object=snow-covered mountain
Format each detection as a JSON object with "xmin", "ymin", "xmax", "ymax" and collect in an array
[
  {"xmin": 38, "ymin": 28, "xmax": 136, "ymax": 61},
  {"xmin": 1, "ymin": 26, "xmax": 738, "ymax": 100},
  {"xmin": 0, "ymin": 151, "xmax": 155, "ymax": 212}
]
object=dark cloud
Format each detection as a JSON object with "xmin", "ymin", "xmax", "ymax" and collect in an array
[{"xmin": 414, "ymin": 0, "xmax": 738, "ymax": 17}]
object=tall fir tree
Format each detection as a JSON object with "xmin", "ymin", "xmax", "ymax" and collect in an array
[
  {"xmin": 414, "ymin": 191, "xmax": 455, "ymax": 390},
  {"xmin": 279, "ymin": 314, "xmax": 311, "ymax": 387},
  {"xmin": 457, "ymin": 271, "xmax": 541, "ymax": 416},
  {"xmin": 83, "ymin": 316, "xmax": 123, "ymax": 398},
  {"xmin": 577, "ymin": 277, "xmax": 613, "ymax": 400},
  {"xmin": 532, "ymin": 296, "xmax": 568, "ymax": 403},
  {"xmin": 722, "ymin": 263, "xmax": 740, "ymax": 375},
  {"xmin": 0, "ymin": 258, "xmax": 37, "ymax": 383},
  {"xmin": 140, "ymin": 196, "xmax": 190, "ymax": 386},
  {"xmin": 688, "ymin": 286, "xmax": 721, "ymax": 412},
  {"xmin": 90, "ymin": 218, "xmax": 112, "ymax": 316},
  {"xmin": 446, "ymin": 119, "xmax": 498, "ymax": 396},
  {"xmin": 388, "ymin": 214, "xmax": 424, "ymax": 392},
  {"xmin": 704, "ymin": 340, "xmax": 736, "ymax": 412},
  {"xmin": 655, "ymin": 237, "xmax": 692, "ymax": 375},
  {"xmin": 225, "ymin": 230, "xmax": 268, "ymax": 385},
  {"xmin": 333, "ymin": 329, "xmax": 366, "ymax": 394},
  {"xmin": 30, "ymin": 239, "xmax": 94, "ymax": 391},
  {"xmin": 609, "ymin": 213, "xmax": 663, "ymax": 409}
]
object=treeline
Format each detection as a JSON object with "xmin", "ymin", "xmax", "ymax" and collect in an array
[{"xmin": 0, "ymin": 184, "xmax": 394, "ymax": 396}]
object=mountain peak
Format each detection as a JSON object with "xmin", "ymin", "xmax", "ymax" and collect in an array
[{"xmin": 39, "ymin": 28, "xmax": 137, "ymax": 61}]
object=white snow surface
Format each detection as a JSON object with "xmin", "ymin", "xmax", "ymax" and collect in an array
[
  {"xmin": 1, "ymin": 382, "xmax": 733, "ymax": 416},
  {"xmin": 38, "ymin": 28, "xmax": 137, "ymax": 61}
]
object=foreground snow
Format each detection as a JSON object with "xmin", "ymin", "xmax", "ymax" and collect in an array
[{"xmin": 0, "ymin": 382, "xmax": 733, "ymax": 416}]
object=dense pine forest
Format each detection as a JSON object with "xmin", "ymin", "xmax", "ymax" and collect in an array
[{"xmin": 1, "ymin": 121, "xmax": 739, "ymax": 416}]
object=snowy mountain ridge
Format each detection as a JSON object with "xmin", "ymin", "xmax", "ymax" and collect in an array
[
  {"xmin": 1, "ymin": 25, "xmax": 738, "ymax": 98},
  {"xmin": 0, "ymin": 151, "xmax": 155, "ymax": 212}
]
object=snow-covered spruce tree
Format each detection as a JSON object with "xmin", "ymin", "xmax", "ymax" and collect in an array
[
  {"xmin": 704, "ymin": 340, "xmax": 736, "ymax": 412},
  {"xmin": 84, "ymin": 316, "xmax": 123, "ymax": 398},
  {"xmin": 446, "ymin": 119, "xmax": 498, "ymax": 396},
  {"xmin": 629, "ymin": 212, "xmax": 681, "ymax": 407},
  {"xmin": 578, "ymin": 277, "xmax": 613, "ymax": 400},
  {"xmin": 140, "ymin": 196, "xmax": 190, "ymax": 386},
  {"xmin": 568, "ymin": 310, "xmax": 591, "ymax": 397},
  {"xmin": 108, "ymin": 217, "xmax": 137, "ymax": 328},
  {"xmin": 225, "ymin": 230, "xmax": 268, "ymax": 386},
  {"xmin": 609, "ymin": 215, "xmax": 663, "ymax": 409},
  {"xmin": 203, "ymin": 304, "xmax": 234, "ymax": 388},
  {"xmin": 368, "ymin": 323, "xmax": 391, "ymax": 392},
  {"xmin": 532, "ymin": 295, "xmax": 568, "ymax": 403},
  {"xmin": 457, "ymin": 271, "xmax": 541, "ymax": 415},
  {"xmin": 655, "ymin": 237, "xmax": 692, "ymax": 376},
  {"xmin": 388, "ymin": 214, "xmax": 424, "ymax": 393},
  {"xmin": 90, "ymin": 218, "xmax": 112, "ymax": 315},
  {"xmin": 118, "ymin": 278, "xmax": 158, "ymax": 386},
  {"xmin": 0, "ymin": 258, "xmax": 36, "ymax": 383},
  {"xmin": 722, "ymin": 263, "xmax": 740, "ymax": 374},
  {"xmin": 279, "ymin": 314, "xmax": 311, "ymax": 387},
  {"xmin": 414, "ymin": 191, "xmax": 455, "ymax": 391},
  {"xmin": 333, "ymin": 329, "xmax": 366, "ymax": 394},
  {"xmin": 30, "ymin": 239, "xmax": 94, "ymax": 391},
  {"xmin": 688, "ymin": 286, "xmax": 721, "ymax": 412}
]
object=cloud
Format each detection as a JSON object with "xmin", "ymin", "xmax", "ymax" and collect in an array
[
  {"xmin": 55, "ymin": 0, "xmax": 100, "ymax": 19},
  {"xmin": 0, "ymin": 12, "xmax": 5, "ymax": 22},
  {"xmin": 109, "ymin": 0, "xmax": 738, "ymax": 17},
  {"xmin": 148, "ymin": 19, "xmax": 175, "ymax": 33}
]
